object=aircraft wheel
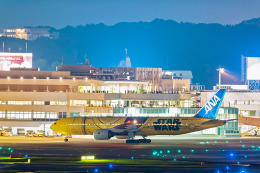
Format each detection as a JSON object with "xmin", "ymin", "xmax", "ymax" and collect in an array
[
  {"xmin": 126, "ymin": 140, "xmax": 131, "ymax": 143},
  {"xmin": 64, "ymin": 138, "xmax": 68, "ymax": 142},
  {"xmin": 146, "ymin": 139, "xmax": 151, "ymax": 143},
  {"xmin": 139, "ymin": 139, "xmax": 146, "ymax": 143}
]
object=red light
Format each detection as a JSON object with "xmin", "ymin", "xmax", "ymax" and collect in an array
[{"xmin": 127, "ymin": 120, "xmax": 131, "ymax": 124}]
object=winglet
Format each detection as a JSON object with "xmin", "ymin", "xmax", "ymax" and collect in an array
[{"xmin": 194, "ymin": 89, "xmax": 226, "ymax": 119}]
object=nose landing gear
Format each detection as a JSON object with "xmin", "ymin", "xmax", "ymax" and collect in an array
[{"xmin": 64, "ymin": 135, "xmax": 71, "ymax": 142}]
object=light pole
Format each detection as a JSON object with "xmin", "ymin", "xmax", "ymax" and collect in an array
[{"xmin": 217, "ymin": 68, "xmax": 224, "ymax": 89}]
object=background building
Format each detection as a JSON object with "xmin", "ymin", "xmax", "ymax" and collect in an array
[
  {"xmin": 241, "ymin": 55, "xmax": 260, "ymax": 90},
  {"xmin": 0, "ymin": 27, "xmax": 59, "ymax": 40},
  {"xmin": 58, "ymin": 65, "xmax": 192, "ymax": 93}
]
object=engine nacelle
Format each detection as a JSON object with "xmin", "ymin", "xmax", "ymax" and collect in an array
[{"xmin": 93, "ymin": 129, "xmax": 114, "ymax": 140}]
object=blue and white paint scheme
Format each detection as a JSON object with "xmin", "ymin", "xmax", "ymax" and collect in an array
[{"xmin": 194, "ymin": 89, "xmax": 226, "ymax": 119}]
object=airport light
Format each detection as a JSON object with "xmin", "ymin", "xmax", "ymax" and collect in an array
[
  {"xmin": 217, "ymin": 68, "xmax": 224, "ymax": 89},
  {"xmin": 7, "ymin": 76, "xmax": 10, "ymax": 80},
  {"xmin": 81, "ymin": 155, "xmax": 95, "ymax": 160},
  {"xmin": 20, "ymin": 77, "xmax": 23, "ymax": 80},
  {"xmin": 33, "ymin": 77, "xmax": 36, "ymax": 80},
  {"xmin": 108, "ymin": 163, "xmax": 113, "ymax": 169}
]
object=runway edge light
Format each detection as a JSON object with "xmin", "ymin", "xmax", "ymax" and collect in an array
[{"xmin": 81, "ymin": 155, "xmax": 95, "ymax": 160}]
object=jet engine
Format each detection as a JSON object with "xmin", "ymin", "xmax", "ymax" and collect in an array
[{"xmin": 93, "ymin": 129, "xmax": 114, "ymax": 140}]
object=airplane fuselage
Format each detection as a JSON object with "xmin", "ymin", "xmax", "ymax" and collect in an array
[{"xmin": 51, "ymin": 116, "xmax": 226, "ymax": 137}]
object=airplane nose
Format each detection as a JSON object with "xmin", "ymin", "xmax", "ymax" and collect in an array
[{"xmin": 50, "ymin": 123, "xmax": 56, "ymax": 131}]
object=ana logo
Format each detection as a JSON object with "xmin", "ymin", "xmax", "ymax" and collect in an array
[{"xmin": 205, "ymin": 95, "xmax": 221, "ymax": 114}]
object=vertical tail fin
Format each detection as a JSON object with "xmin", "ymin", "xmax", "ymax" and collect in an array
[{"xmin": 194, "ymin": 89, "xmax": 226, "ymax": 119}]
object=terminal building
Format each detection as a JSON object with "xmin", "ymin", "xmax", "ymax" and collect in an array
[{"xmin": 0, "ymin": 65, "xmax": 240, "ymax": 137}]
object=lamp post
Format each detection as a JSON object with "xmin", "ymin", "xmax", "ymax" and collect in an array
[{"xmin": 217, "ymin": 68, "xmax": 224, "ymax": 89}]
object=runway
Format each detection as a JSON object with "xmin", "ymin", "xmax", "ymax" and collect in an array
[{"xmin": 0, "ymin": 136, "xmax": 259, "ymax": 172}]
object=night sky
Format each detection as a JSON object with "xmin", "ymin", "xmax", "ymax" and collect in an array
[{"xmin": 1, "ymin": 0, "xmax": 260, "ymax": 28}]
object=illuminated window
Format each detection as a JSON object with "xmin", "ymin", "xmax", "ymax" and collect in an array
[
  {"xmin": 0, "ymin": 101, "xmax": 6, "ymax": 105},
  {"xmin": 0, "ymin": 111, "xmax": 5, "ymax": 118},
  {"xmin": 33, "ymin": 101, "xmax": 44, "ymax": 105},
  {"xmin": 46, "ymin": 112, "xmax": 58, "ymax": 119},
  {"xmin": 70, "ymin": 100, "xmax": 87, "ymax": 106},
  {"xmin": 6, "ymin": 112, "xmax": 32, "ymax": 119},
  {"xmin": 8, "ymin": 101, "xmax": 32, "ymax": 105},
  {"xmin": 33, "ymin": 112, "xmax": 45, "ymax": 119},
  {"xmin": 50, "ymin": 101, "xmax": 67, "ymax": 105}
]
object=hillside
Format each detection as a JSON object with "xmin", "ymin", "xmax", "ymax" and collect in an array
[{"xmin": 1, "ymin": 18, "xmax": 260, "ymax": 88}]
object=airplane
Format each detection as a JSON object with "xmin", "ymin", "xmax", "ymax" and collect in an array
[{"xmin": 51, "ymin": 89, "xmax": 230, "ymax": 143}]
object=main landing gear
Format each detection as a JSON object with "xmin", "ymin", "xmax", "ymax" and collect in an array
[{"xmin": 126, "ymin": 139, "xmax": 151, "ymax": 143}]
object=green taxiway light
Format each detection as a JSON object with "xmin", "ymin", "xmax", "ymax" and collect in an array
[
  {"xmin": 191, "ymin": 149, "xmax": 194, "ymax": 153},
  {"xmin": 205, "ymin": 149, "xmax": 209, "ymax": 152},
  {"xmin": 206, "ymin": 141, "xmax": 209, "ymax": 144},
  {"xmin": 226, "ymin": 141, "xmax": 229, "ymax": 143},
  {"xmin": 167, "ymin": 150, "xmax": 171, "ymax": 154},
  {"xmin": 8, "ymin": 148, "xmax": 11, "ymax": 150},
  {"xmin": 214, "ymin": 141, "xmax": 217, "ymax": 143},
  {"xmin": 252, "ymin": 146, "xmax": 255, "ymax": 149},
  {"xmin": 160, "ymin": 151, "xmax": 163, "ymax": 154},
  {"xmin": 0, "ymin": 147, "xmax": 2, "ymax": 150},
  {"xmin": 177, "ymin": 150, "xmax": 181, "ymax": 153},
  {"xmin": 182, "ymin": 156, "xmax": 186, "ymax": 159},
  {"xmin": 242, "ymin": 145, "xmax": 245, "ymax": 148},
  {"xmin": 200, "ymin": 142, "xmax": 204, "ymax": 145}
]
